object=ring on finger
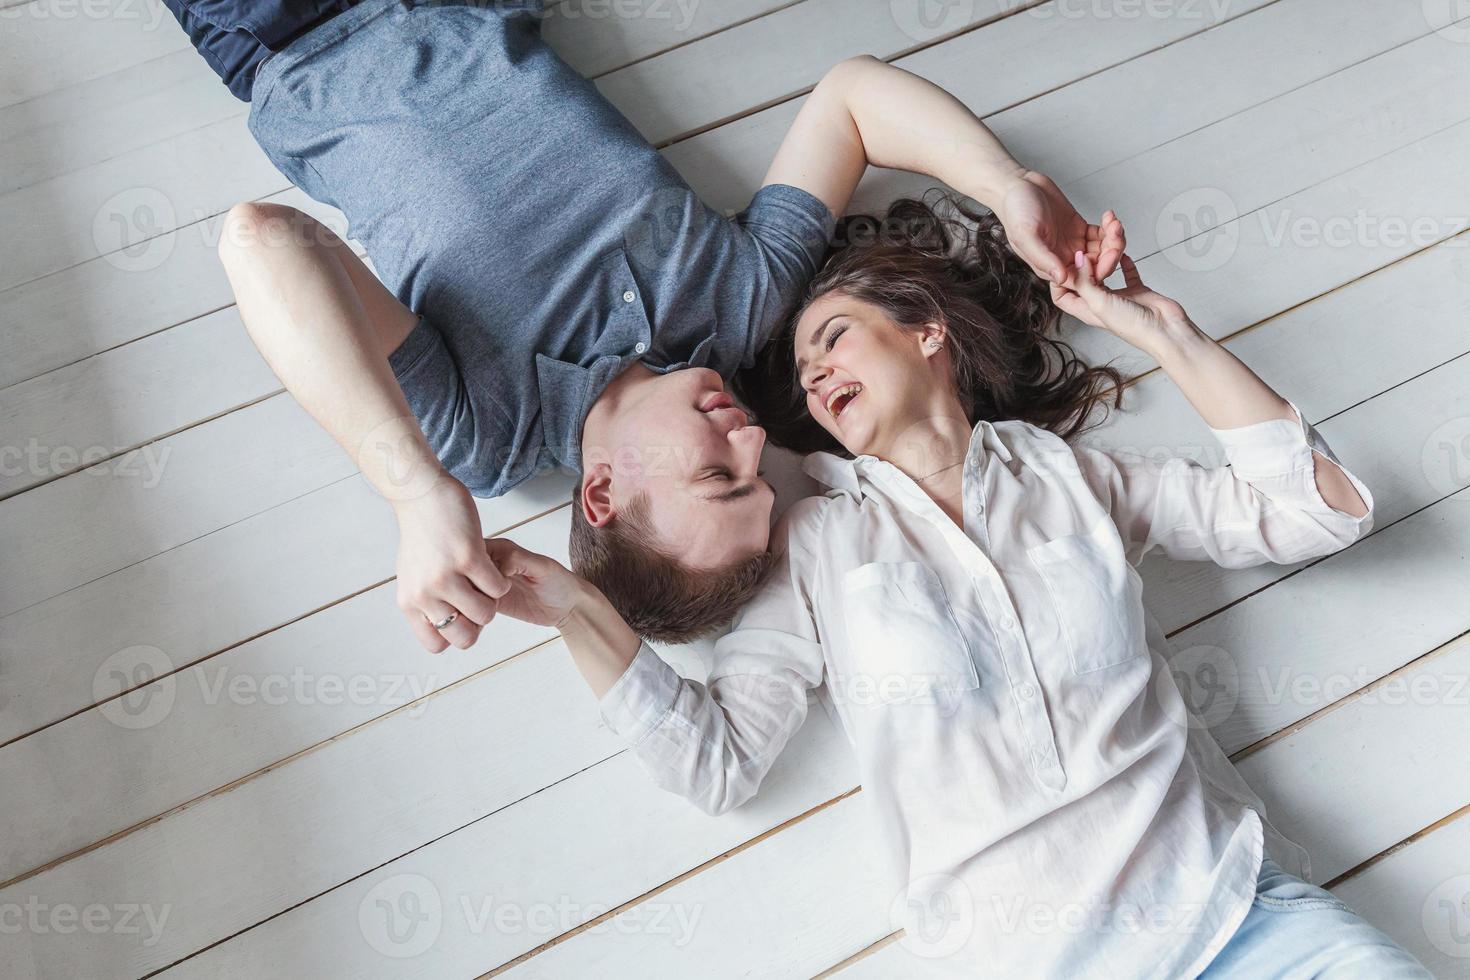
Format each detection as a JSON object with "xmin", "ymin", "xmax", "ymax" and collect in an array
[{"xmin": 428, "ymin": 610, "xmax": 459, "ymax": 631}]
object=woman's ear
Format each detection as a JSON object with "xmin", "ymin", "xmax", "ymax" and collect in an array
[
  {"xmin": 920, "ymin": 321, "xmax": 947, "ymax": 359},
  {"xmin": 580, "ymin": 463, "xmax": 616, "ymax": 528}
]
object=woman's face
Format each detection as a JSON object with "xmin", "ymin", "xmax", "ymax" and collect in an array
[{"xmin": 793, "ymin": 292, "xmax": 948, "ymax": 458}]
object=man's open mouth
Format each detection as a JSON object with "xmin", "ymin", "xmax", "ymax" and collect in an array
[{"xmin": 825, "ymin": 383, "xmax": 863, "ymax": 420}]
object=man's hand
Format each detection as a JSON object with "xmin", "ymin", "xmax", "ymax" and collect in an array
[
  {"xmin": 996, "ymin": 170, "xmax": 1125, "ymax": 289},
  {"xmin": 393, "ymin": 478, "xmax": 510, "ymax": 652}
]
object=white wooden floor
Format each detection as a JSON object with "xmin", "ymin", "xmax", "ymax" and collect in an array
[{"xmin": 2, "ymin": 0, "xmax": 1469, "ymax": 976}]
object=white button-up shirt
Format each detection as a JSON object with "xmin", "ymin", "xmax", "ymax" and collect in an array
[{"xmin": 599, "ymin": 403, "xmax": 1373, "ymax": 978}]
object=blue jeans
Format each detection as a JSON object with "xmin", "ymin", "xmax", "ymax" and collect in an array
[{"xmin": 1201, "ymin": 857, "xmax": 1432, "ymax": 978}]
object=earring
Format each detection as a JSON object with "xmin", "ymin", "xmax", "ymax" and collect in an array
[{"xmin": 927, "ymin": 339, "xmax": 944, "ymax": 350}]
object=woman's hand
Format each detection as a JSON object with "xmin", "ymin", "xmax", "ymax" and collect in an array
[
  {"xmin": 1051, "ymin": 250, "xmax": 1196, "ymax": 356},
  {"xmin": 393, "ymin": 478, "xmax": 510, "ymax": 652},
  {"xmin": 482, "ymin": 539, "xmax": 592, "ymax": 630},
  {"xmin": 996, "ymin": 170, "xmax": 1125, "ymax": 287}
]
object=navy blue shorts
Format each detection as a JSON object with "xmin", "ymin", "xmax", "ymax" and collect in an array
[{"xmin": 162, "ymin": 0, "xmax": 359, "ymax": 101}]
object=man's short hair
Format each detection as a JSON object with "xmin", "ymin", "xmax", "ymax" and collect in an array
[{"xmin": 568, "ymin": 489, "xmax": 777, "ymax": 644}]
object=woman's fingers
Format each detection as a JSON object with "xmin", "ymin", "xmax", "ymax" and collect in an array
[
  {"xmin": 1049, "ymin": 281, "xmax": 1103, "ymax": 328},
  {"xmin": 1119, "ymin": 253, "xmax": 1144, "ymax": 290},
  {"xmin": 1096, "ymin": 210, "xmax": 1126, "ymax": 280}
]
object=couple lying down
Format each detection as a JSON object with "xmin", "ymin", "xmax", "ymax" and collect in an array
[{"xmin": 179, "ymin": 0, "xmax": 1428, "ymax": 974}]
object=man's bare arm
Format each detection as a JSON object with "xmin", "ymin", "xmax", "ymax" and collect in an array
[{"xmin": 218, "ymin": 203, "xmax": 508, "ymax": 651}]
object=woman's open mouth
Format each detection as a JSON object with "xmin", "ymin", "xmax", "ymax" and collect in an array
[{"xmin": 825, "ymin": 383, "xmax": 863, "ymax": 421}]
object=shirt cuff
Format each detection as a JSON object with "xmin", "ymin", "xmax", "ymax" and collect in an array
[
  {"xmin": 597, "ymin": 642, "xmax": 682, "ymax": 745},
  {"xmin": 1209, "ymin": 400, "xmax": 1374, "ymax": 527}
]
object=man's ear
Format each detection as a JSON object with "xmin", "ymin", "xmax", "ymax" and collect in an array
[
  {"xmin": 580, "ymin": 462, "xmax": 616, "ymax": 528},
  {"xmin": 920, "ymin": 321, "xmax": 947, "ymax": 359}
]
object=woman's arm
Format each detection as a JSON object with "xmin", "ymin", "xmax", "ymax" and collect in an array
[
  {"xmin": 760, "ymin": 55, "xmax": 1124, "ymax": 286},
  {"xmin": 485, "ymin": 504, "xmax": 828, "ymax": 816},
  {"xmin": 218, "ymin": 203, "xmax": 509, "ymax": 652},
  {"xmin": 1064, "ymin": 251, "xmax": 1368, "ymax": 517}
]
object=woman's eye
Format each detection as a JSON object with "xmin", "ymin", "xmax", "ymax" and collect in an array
[{"xmin": 824, "ymin": 324, "xmax": 848, "ymax": 352}]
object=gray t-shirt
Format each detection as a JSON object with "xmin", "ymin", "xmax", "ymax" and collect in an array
[{"xmin": 248, "ymin": 0, "xmax": 835, "ymax": 496}]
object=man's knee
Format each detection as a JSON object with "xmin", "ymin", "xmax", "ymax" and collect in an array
[{"xmin": 218, "ymin": 202, "xmax": 308, "ymax": 263}]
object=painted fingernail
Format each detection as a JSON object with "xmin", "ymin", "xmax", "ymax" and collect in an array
[{"xmin": 1074, "ymin": 250, "xmax": 1085, "ymax": 268}]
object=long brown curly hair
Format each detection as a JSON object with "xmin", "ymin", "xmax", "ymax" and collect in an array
[{"xmin": 736, "ymin": 192, "xmax": 1124, "ymax": 455}]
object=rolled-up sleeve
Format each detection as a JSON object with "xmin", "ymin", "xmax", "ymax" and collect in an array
[
  {"xmin": 595, "ymin": 500, "xmax": 829, "ymax": 815},
  {"xmin": 1077, "ymin": 401, "xmax": 1374, "ymax": 568}
]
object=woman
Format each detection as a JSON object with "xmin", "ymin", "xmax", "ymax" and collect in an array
[{"xmin": 487, "ymin": 200, "xmax": 1428, "ymax": 977}]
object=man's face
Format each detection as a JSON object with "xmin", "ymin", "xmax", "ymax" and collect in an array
[{"xmin": 602, "ymin": 367, "xmax": 775, "ymax": 568}]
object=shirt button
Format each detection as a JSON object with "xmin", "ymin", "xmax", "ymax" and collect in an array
[
  {"xmin": 633, "ymin": 342, "xmax": 647, "ymax": 354},
  {"xmin": 1018, "ymin": 683, "xmax": 1036, "ymax": 700},
  {"xmin": 1000, "ymin": 616, "xmax": 1017, "ymax": 631},
  {"xmin": 622, "ymin": 290, "xmax": 636, "ymax": 303}
]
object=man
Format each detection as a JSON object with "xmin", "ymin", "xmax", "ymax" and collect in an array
[{"xmin": 173, "ymin": 0, "xmax": 1122, "ymax": 649}]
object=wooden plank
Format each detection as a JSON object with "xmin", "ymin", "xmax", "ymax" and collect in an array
[
  {"xmin": 0, "ymin": 307, "xmax": 277, "ymax": 498},
  {"xmin": 668, "ymin": 0, "xmax": 1442, "ymax": 213},
  {"xmin": 0, "ymin": 0, "xmax": 190, "ymax": 109},
  {"xmin": 0, "ymin": 507, "xmax": 570, "ymax": 884},
  {"xmin": 0, "ymin": 185, "xmax": 347, "ymax": 390},
  {"xmin": 0, "ymin": 49, "xmax": 243, "ymax": 194},
  {"xmin": 543, "ymin": 0, "xmax": 798, "ymax": 78},
  {"xmin": 0, "ymin": 640, "xmax": 860, "ymax": 978},
  {"xmin": 594, "ymin": 0, "xmax": 1038, "ymax": 146},
  {"xmin": 0, "ymin": 469, "xmax": 571, "ymax": 745},
  {"xmin": 158, "ymin": 719, "xmax": 861, "ymax": 979},
  {"xmin": 1333, "ymin": 807, "xmax": 1470, "ymax": 977},
  {"xmin": 1238, "ymin": 634, "xmax": 1470, "ymax": 886}
]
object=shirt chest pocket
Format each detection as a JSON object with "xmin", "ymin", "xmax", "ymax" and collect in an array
[
  {"xmin": 1027, "ymin": 519, "xmax": 1148, "ymax": 675},
  {"xmin": 840, "ymin": 562, "xmax": 980, "ymax": 705}
]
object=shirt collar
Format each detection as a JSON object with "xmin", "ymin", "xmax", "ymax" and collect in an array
[{"xmin": 802, "ymin": 418, "xmax": 1013, "ymax": 499}]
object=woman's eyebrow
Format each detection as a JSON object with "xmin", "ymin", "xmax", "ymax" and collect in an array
[{"xmin": 794, "ymin": 315, "xmax": 841, "ymax": 376}]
